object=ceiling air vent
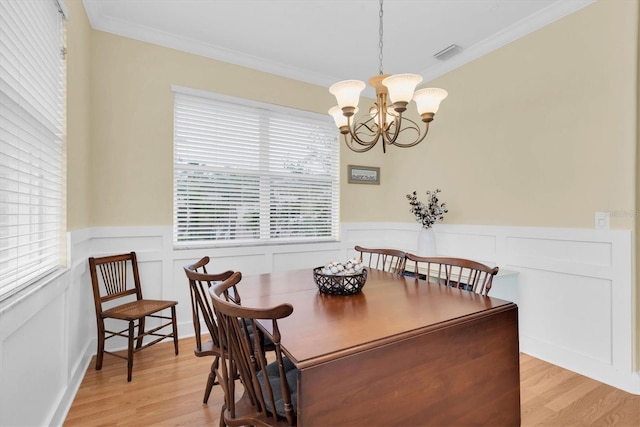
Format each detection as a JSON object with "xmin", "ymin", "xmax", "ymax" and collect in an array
[{"xmin": 433, "ymin": 44, "xmax": 462, "ymax": 61}]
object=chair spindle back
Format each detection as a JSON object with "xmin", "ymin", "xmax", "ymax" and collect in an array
[
  {"xmin": 211, "ymin": 272, "xmax": 297, "ymax": 426},
  {"xmin": 355, "ymin": 245, "xmax": 408, "ymax": 274},
  {"xmin": 183, "ymin": 257, "xmax": 234, "ymax": 354},
  {"xmin": 405, "ymin": 254, "xmax": 499, "ymax": 296}
]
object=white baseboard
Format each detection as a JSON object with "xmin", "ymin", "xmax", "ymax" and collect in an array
[{"xmin": 48, "ymin": 341, "xmax": 94, "ymax": 427}]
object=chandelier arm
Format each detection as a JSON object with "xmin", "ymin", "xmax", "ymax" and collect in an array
[
  {"xmin": 343, "ymin": 135, "xmax": 380, "ymax": 153},
  {"xmin": 381, "ymin": 113, "xmax": 403, "ymax": 145},
  {"xmin": 346, "ymin": 114, "xmax": 384, "ymax": 147},
  {"xmin": 388, "ymin": 121, "xmax": 431, "ymax": 148},
  {"xmin": 354, "ymin": 121, "xmax": 377, "ymax": 134}
]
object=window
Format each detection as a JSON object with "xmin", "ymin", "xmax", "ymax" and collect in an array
[
  {"xmin": 173, "ymin": 86, "xmax": 339, "ymax": 247},
  {"xmin": 0, "ymin": 0, "xmax": 67, "ymax": 299}
]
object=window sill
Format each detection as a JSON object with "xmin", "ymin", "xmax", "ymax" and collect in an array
[{"xmin": 0, "ymin": 267, "xmax": 69, "ymax": 314}]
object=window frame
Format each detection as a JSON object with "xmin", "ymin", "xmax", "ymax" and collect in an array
[
  {"xmin": 172, "ymin": 85, "xmax": 340, "ymax": 248},
  {"xmin": 0, "ymin": 0, "xmax": 68, "ymax": 301}
]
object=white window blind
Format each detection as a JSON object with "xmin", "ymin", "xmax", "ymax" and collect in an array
[
  {"xmin": 0, "ymin": 0, "xmax": 66, "ymax": 299},
  {"xmin": 173, "ymin": 87, "xmax": 339, "ymax": 246}
]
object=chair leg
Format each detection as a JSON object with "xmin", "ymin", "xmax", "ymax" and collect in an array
[
  {"xmin": 127, "ymin": 321, "xmax": 135, "ymax": 382},
  {"xmin": 135, "ymin": 317, "xmax": 146, "ymax": 349},
  {"xmin": 95, "ymin": 320, "xmax": 105, "ymax": 370},
  {"xmin": 218, "ymin": 404, "xmax": 226, "ymax": 427},
  {"xmin": 203, "ymin": 356, "xmax": 219, "ymax": 404},
  {"xmin": 171, "ymin": 306, "xmax": 179, "ymax": 355}
]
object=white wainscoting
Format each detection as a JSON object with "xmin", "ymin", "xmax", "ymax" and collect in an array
[
  {"xmin": 433, "ymin": 224, "xmax": 638, "ymax": 394},
  {"xmin": 0, "ymin": 229, "xmax": 94, "ymax": 427},
  {"xmin": 0, "ymin": 222, "xmax": 637, "ymax": 426}
]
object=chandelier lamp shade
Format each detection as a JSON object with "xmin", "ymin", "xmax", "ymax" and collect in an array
[{"xmin": 328, "ymin": 0, "xmax": 448, "ymax": 153}]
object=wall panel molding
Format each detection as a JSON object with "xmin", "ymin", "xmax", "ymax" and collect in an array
[
  {"xmin": 434, "ymin": 224, "xmax": 636, "ymax": 394},
  {"xmin": 0, "ymin": 222, "xmax": 636, "ymax": 425}
]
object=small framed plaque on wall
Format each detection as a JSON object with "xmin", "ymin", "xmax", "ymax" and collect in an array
[{"xmin": 348, "ymin": 165, "xmax": 380, "ymax": 185}]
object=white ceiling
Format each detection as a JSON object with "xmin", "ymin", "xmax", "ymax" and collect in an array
[{"xmin": 83, "ymin": 0, "xmax": 595, "ymax": 94}]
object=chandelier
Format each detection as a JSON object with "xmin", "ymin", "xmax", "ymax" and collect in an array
[{"xmin": 328, "ymin": 0, "xmax": 448, "ymax": 153}]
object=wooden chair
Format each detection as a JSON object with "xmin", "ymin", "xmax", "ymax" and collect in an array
[
  {"xmin": 210, "ymin": 272, "xmax": 297, "ymax": 427},
  {"xmin": 405, "ymin": 253, "xmax": 499, "ymax": 296},
  {"xmin": 355, "ymin": 245, "xmax": 407, "ymax": 274},
  {"xmin": 88, "ymin": 252, "xmax": 178, "ymax": 382},
  {"xmin": 183, "ymin": 256, "xmax": 234, "ymax": 403}
]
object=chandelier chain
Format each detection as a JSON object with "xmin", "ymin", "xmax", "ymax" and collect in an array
[{"xmin": 378, "ymin": 0, "xmax": 384, "ymax": 75}]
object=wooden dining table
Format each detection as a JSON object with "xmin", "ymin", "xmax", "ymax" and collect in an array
[{"xmin": 238, "ymin": 267, "xmax": 521, "ymax": 426}]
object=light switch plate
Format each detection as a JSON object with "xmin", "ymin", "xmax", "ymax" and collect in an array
[{"xmin": 595, "ymin": 211, "xmax": 610, "ymax": 229}]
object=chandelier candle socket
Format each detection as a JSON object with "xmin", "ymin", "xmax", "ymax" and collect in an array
[{"xmin": 328, "ymin": 0, "xmax": 448, "ymax": 153}]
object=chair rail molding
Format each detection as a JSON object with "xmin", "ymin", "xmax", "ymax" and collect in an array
[{"xmin": 0, "ymin": 222, "xmax": 636, "ymax": 426}]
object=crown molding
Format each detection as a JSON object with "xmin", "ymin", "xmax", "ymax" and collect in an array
[
  {"xmin": 83, "ymin": 0, "xmax": 596, "ymax": 90},
  {"xmin": 419, "ymin": 0, "xmax": 597, "ymax": 83}
]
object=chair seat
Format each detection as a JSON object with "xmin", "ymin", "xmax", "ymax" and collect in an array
[
  {"xmin": 102, "ymin": 299, "xmax": 177, "ymax": 321},
  {"xmin": 194, "ymin": 338, "xmax": 219, "ymax": 357},
  {"xmin": 225, "ymin": 391, "xmax": 293, "ymax": 427},
  {"xmin": 257, "ymin": 357, "xmax": 299, "ymax": 418},
  {"xmin": 246, "ymin": 320, "xmax": 275, "ymax": 350}
]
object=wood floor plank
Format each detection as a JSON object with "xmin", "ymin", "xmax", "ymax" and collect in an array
[
  {"xmin": 589, "ymin": 392, "xmax": 640, "ymax": 427},
  {"xmin": 545, "ymin": 386, "xmax": 621, "ymax": 426},
  {"xmin": 65, "ymin": 337, "xmax": 640, "ymax": 426},
  {"xmin": 544, "ymin": 374, "xmax": 603, "ymax": 412}
]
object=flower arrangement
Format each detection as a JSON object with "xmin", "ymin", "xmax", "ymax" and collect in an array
[{"xmin": 406, "ymin": 189, "xmax": 448, "ymax": 229}]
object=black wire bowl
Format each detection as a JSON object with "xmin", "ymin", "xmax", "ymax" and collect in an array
[{"xmin": 312, "ymin": 267, "xmax": 368, "ymax": 295}]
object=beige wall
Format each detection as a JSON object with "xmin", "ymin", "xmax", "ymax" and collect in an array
[
  {"xmin": 66, "ymin": 0, "xmax": 637, "ymax": 231},
  {"xmin": 88, "ymin": 31, "xmax": 336, "ymax": 226},
  {"xmin": 66, "ymin": 0, "xmax": 93, "ymax": 230},
  {"xmin": 343, "ymin": 0, "xmax": 638, "ymax": 230}
]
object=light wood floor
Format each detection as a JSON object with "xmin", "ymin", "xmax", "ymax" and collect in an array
[{"xmin": 65, "ymin": 337, "xmax": 640, "ymax": 426}]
